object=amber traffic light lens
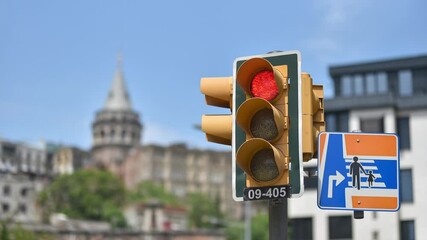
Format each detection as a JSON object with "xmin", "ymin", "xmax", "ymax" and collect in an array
[
  {"xmin": 250, "ymin": 108, "xmax": 279, "ymax": 141},
  {"xmin": 250, "ymin": 148, "xmax": 279, "ymax": 182}
]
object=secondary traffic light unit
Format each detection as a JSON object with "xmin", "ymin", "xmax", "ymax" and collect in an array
[
  {"xmin": 301, "ymin": 73, "xmax": 325, "ymax": 162},
  {"xmin": 200, "ymin": 76, "xmax": 233, "ymax": 145},
  {"xmin": 201, "ymin": 51, "xmax": 325, "ymax": 201}
]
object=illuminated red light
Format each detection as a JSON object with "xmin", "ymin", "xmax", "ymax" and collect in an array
[{"xmin": 250, "ymin": 70, "xmax": 278, "ymax": 101}]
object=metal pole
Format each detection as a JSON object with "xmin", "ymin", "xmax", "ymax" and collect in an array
[
  {"xmin": 269, "ymin": 198, "xmax": 288, "ymax": 240},
  {"xmin": 245, "ymin": 201, "xmax": 252, "ymax": 240}
]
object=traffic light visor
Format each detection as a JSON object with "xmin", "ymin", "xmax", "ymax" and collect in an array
[
  {"xmin": 200, "ymin": 77, "xmax": 232, "ymax": 108},
  {"xmin": 201, "ymin": 114, "xmax": 232, "ymax": 145},
  {"xmin": 236, "ymin": 58, "xmax": 285, "ymax": 103},
  {"xmin": 236, "ymin": 98, "xmax": 285, "ymax": 143},
  {"xmin": 236, "ymin": 138, "xmax": 286, "ymax": 183}
]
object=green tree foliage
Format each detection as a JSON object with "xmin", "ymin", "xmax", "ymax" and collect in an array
[
  {"xmin": 225, "ymin": 213, "xmax": 269, "ymax": 240},
  {"xmin": 38, "ymin": 169, "xmax": 127, "ymax": 228},
  {"xmin": 251, "ymin": 213, "xmax": 268, "ymax": 240},
  {"xmin": 0, "ymin": 224, "xmax": 54, "ymax": 240},
  {"xmin": 225, "ymin": 221, "xmax": 244, "ymax": 240},
  {"xmin": 0, "ymin": 223, "xmax": 9, "ymax": 240},
  {"xmin": 130, "ymin": 181, "xmax": 179, "ymax": 206},
  {"xmin": 187, "ymin": 192, "xmax": 223, "ymax": 229}
]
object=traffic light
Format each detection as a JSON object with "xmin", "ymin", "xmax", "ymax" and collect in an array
[
  {"xmin": 200, "ymin": 76, "xmax": 233, "ymax": 145},
  {"xmin": 232, "ymin": 52, "xmax": 304, "ymax": 201},
  {"xmin": 234, "ymin": 57, "xmax": 290, "ymax": 189},
  {"xmin": 301, "ymin": 73, "xmax": 325, "ymax": 161}
]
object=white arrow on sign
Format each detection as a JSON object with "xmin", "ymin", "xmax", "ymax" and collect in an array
[{"xmin": 328, "ymin": 170, "xmax": 345, "ymax": 198}]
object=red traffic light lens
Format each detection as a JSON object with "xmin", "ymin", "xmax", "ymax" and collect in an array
[{"xmin": 250, "ymin": 70, "xmax": 278, "ymax": 101}]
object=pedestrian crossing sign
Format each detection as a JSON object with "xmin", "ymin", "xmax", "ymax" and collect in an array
[{"xmin": 317, "ymin": 132, "xmax": 400, "ymax": 211}]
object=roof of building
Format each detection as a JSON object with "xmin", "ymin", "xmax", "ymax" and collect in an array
[
  {"xmin": 103, "ymin": 54, "xmax": 133, "ymax": 111},
  {"xmin": 329, "ymin": 54, "xmax": 427, "ymax": 76}
]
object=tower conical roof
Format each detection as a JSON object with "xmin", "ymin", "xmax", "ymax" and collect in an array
[{"xmin": 104, "ymin": 55, "xmax": 132, "ymax": 111}]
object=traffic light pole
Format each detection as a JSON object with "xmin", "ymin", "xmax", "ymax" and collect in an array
[{"xmin": 269, "ymin": 198, "xmax": 288, "ymax": 240}]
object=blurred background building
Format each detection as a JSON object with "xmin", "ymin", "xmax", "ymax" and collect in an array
[
  {"xmin": 0, "ymin": 139, "xmax": 56, "ymax": 223},
  {"xmin": 289, "ymin": 54, "xmax": 427, "ymax": 240}
]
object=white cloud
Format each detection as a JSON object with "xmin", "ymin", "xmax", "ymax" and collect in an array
[{"xmin": 320, "ymin": 0, "xmax": 364, "ymax": 28}]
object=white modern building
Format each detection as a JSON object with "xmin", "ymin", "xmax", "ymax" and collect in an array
[{"xmin": 289, "ymin": 54, "xmax": 427, "ymax": 240}]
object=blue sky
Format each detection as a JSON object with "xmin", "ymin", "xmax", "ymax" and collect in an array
[{"xmin": 1, "ymin": 0, "xmax": 426, "ymax": 150}]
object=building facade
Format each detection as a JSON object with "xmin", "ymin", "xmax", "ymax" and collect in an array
[
  {"xmin": 52, "ymin": 147, "xmax": 91, "ymax": 175},
  {"xmin": 289, "ymin": 54, "xmax": 427, "ymax": 240},
  {"xmin": 122, "ymin": 144, "xmax": 240, "ymax": 218},
  {"xmin": 0, "ymin": 140, "xmax": 53, "ymax": 223}
]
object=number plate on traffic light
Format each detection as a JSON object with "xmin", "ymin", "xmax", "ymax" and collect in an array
[{"xmin": 243, "ymin": 185, "xmax": 291, "ymax": 201}]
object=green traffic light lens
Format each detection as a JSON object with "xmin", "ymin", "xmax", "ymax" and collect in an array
[
  {"xmin": 250, "ymin": 108, "xmax": 278, "ymax": 141},
  {"xmin": 250, "ymin": 148, "xmax": 279, "ymax": 182}
]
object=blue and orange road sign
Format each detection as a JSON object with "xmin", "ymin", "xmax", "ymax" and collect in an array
[{"xmin": 317, "ymin": 132, "xmax": 400, "ymax": 211}]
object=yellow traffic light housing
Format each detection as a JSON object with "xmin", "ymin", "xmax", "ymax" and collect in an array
[
  {"xmin": 199, "ymin": 51, "xmax": 306, "ymax": 201},
  {"xmin": 235, "ymin": 57, "xmax": 290, "ymax": 188},
  {"xmin": 200, "ymin": 77, "xmax": 233, "ymax": 145},
  {"xmin": 301, "ymin": 73, "xmax": 325, "ymax": 161}
]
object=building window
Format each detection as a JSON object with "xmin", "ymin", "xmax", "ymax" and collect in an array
[
  {"xmin": 372, "ymin": 231, "xmax": 379, "ymax": 240},
  {"xmin": 413, "ymin": 68, "xmax": 427, "ymax": 95},
  {"xmin": 326, "ymin": 114, "xmax": 337, "ymax": 131},
  {"xmin": 400, "ymin": 169, "xmax": 413, "ymax": 203},
  {"xmin": 397, "ymin": 117, "xmax": 411, "ymax": 150},
  {"xmin": 365, "ymin": 72, "xmax": 389, "ymax": 95},
  {"xmin": 400, "ymin": 220, "xmax": 415, "ymax": 240},
  {"xmin": 399, "ymin": 70, "xmax": 413, "ymax": 96},
  {"xmin": 377, "ymin": 72, "xmax": 388, "ymax": 93},
  {"xmin": 341, "ymin": 75, "xmax": 353, "ymax": 96},
  {"xmin": 1, "ymin": 203, "xmax": 9, "ymax": 213},
  {"xmin": 121, "ymin": 130, "xmax": 126, "ymax": 140},
  {"xmin": 21, "ymin": 188, "xmax": 28, "ymax": 197},
  {"xmin": 304, "ymin": 167, "xmax": 317, "ymax": 190},
  {"xmin": 329, "ymin": 216, "xmax": 352, "ymax": 240},
  {"xmin": 18, "ymin": 204, "xmax": 27, "ymax": 214},
  {"xmin": 326, "ymin": 112, "xmax": 349, "ymax": 132},
  {"xmin": 3, "ymin": 185, "xmax": 11, "ymax": 196},
  {"xmin": 291, "ymin": 217, "xmax": 313, "ymax": 240},
  {"xmin": 354, "ymin": 74, "xmax": 364, "ymax": 96},
  {"xmin": 360, "ymin": 118, "xmax": 384, "ymax": 133},
  {"xmin": 366, "ymin": 73, "xmax": 377, "ymax": 95}
]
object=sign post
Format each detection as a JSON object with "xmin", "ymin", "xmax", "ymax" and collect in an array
[{"xmin": 317, "ymin": 132, "xmax": 400, "ymax": 212}]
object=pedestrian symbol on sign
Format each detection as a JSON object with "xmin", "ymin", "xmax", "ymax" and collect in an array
[{"xmin": 349, "ymin": 156, "xmax": 366, "ymax": 190}]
